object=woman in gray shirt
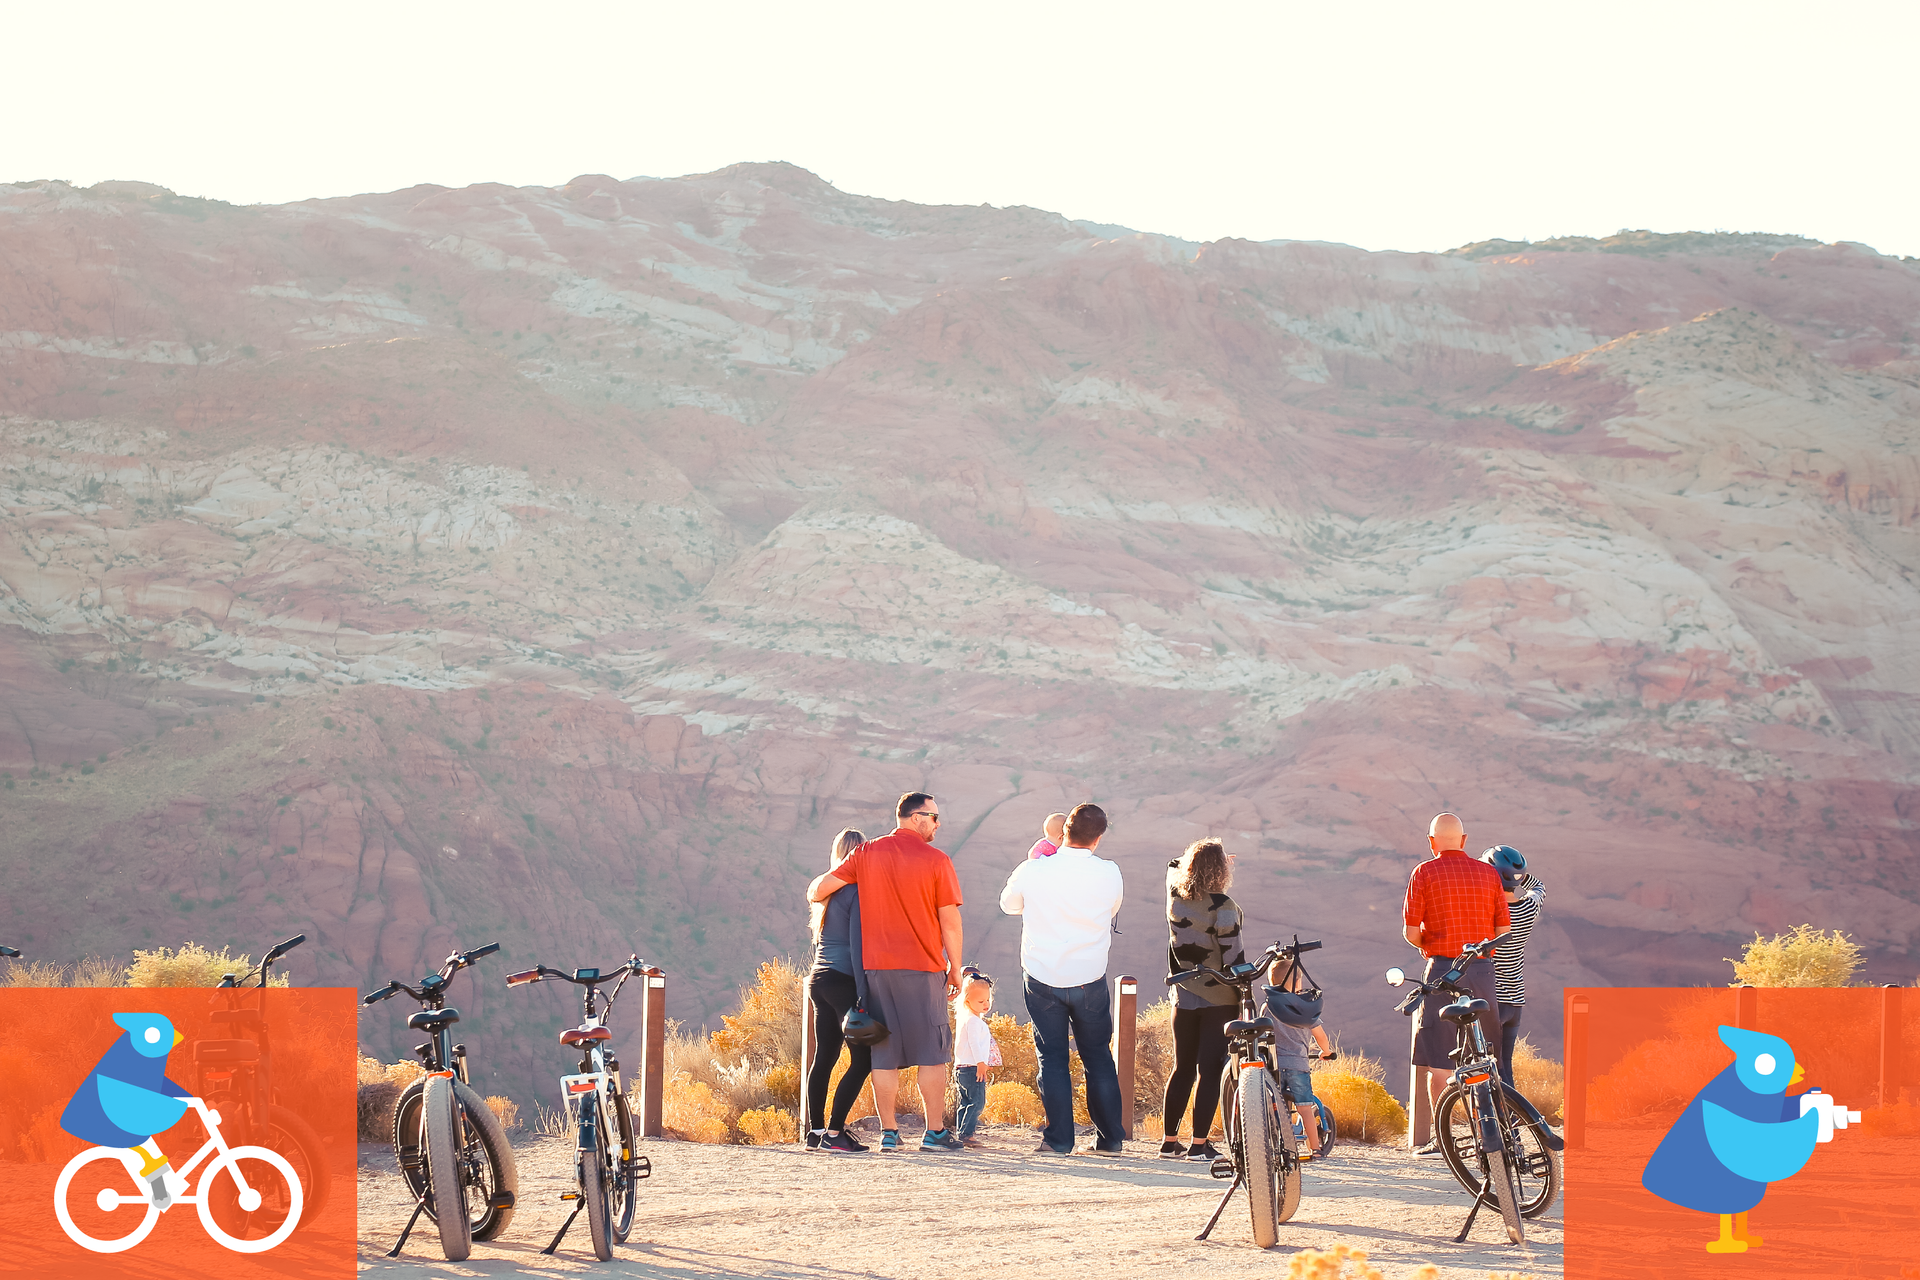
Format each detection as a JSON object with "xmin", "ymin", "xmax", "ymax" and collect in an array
[
  {"xmin": 1161, "ymin": 838, "xmax": 1244, "ymax": 1161},
  {"xmin": 806, "ymin": 829, "xmax": 872, "ymax": 1153}
]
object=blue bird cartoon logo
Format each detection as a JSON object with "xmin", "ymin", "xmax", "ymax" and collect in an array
[
  {"xmin": 59, "ymin": 1012, "xmax": 192, "ymax": 1209},
  {"xmin": 1641, "ymin": 1024, "xmax": 1860, "ymax": 1254}
]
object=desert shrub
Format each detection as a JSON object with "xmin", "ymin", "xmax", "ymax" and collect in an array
[
  {"xmin": 709, "ymin": 958, "xmax": 803, "ymax": 1070},
  {"xmin": 127, "ymin": 942, "xmax": 288, "ymax": 987},
  {"xmin": 986, "ymin": 1012, "xmax": 1038, "ymax": 1092},
  {"xmin": 661, "ymin": 1075, "xmax": 735, "ymax": 1143},
  {"xmin": 738, "ymin": 1107, "xmax": 797, "ymax": 1144},
  {"xmin": 1132, "ymin": 997, "xmax": 1176, "ymax": 1120},
  {"xmin": 764, "ymin": 1060, "xmax": 800, "ymax": 1109},
  {"xmin": 1283, "ymin": 1242, "xmax": 1388, "ymax": 1279},
  {"xmin": 3, "ymin": 959, "xmax": 69, "ymax": 987},
  {"xmin": 1313, "ymin": 1070, "xmax": 1407, "ymax": 1144},
  {"xmin": 357, "ymin": 1082, "xmax": 402, "ymax": 1142},
  {"xmin": 356, "ymin": 1055, "xmax": 424, "ymax": 1087},
  {"xmin": 484, "ymin": 1095, "xmax": 520, "ymax": 1130},
  {"xmin": 1589, "ymin": 1032, "xmax": 1730, "ymax": 1122},
  {"xmin": 1510, "ymin": 1037, "xmax": 1563, "ymax": 1123},
  {"xmin": 69, "ymin": 955, "xmax": 123, "ymax": 987},
  {"xmin": 982, "ymin": 1081, "xmax": 1044, "ymax": 1125},
  {"xmin": 1728, "ymin": 924, "xmax": 1863, "ymax": 987},
  {"xmin": 531, "ymin": 1102, "xmax": 572, "ymax": 1138}
]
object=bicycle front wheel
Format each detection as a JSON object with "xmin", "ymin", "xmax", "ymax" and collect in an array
[
  {"xmin": 1235, "ymin": 1067, "xmax": 1284, "ymax": 1248},
  {"xmin": 392, "ymin": 1078, "xmax": 518, "ymax": 1240},
  {"xmin": 423, "ymin": 1074, "xmax": 472, "ymax": 1261},
  {"xmin": 197, "ymin": 1144, "xmax": 303, "ymax": 1253},
  {"xmin": 265, "ymin": 1104, "xmax": 331, "ymax": 1226},
  {"xmin": 1436, "ymin": 1082, "xmax": 1559, "ymax": 1218}
]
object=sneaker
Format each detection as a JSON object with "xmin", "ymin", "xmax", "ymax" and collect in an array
[
  {"xmin": 1159, "ymin": 1139, "xmax": 1188, "ymax": 1159},
  {"xmin": 1032, "ymin": 1142, "xmax": 1074, "ymax": 1155},
  {"xmin": 819, "ymin": 1130, "xmax": 868, "ymax": 1154},
  {"xmin": 1187, "ymin": 1140, "xmax": 1222, "ymax": 1162},
  {"xmin": 1412, "ymin": 1140, "xmax": 1442, "ymax": 1158},
  {"xmin": 1079, "ymin": 1145, "xmax": 1122, "ymax": 1157},
  {"xmin": 805, "ymin": 1129, "xmax": 823, "ymax": 1151},
  {"xmin": 961, "ymin": 1137, "xmax": 988, "ymax": 1150},
  {"xmin": 921, "ymin": 1128, "xmax": 964, "ymax": 1152},
  {"xmin": 880, "ymin": 1129, "xmax": 902, "ymax": 1152}
]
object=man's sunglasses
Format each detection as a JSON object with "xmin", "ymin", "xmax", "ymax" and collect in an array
[{"xmin": 910, "ymin": 811, "xmax": 941, "ymax": 824}]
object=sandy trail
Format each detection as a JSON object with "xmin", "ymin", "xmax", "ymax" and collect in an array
[{"xmin": 356, "ymin": 1125, "xmax": 1561, "ymax": 1279}]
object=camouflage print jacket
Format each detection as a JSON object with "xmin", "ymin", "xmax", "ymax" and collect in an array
[{"xmin": 1166, "ymin": 861, "xmax": 1245, "ymax": 1010}]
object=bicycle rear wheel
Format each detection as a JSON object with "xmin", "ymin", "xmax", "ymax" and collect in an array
[
  {"xmin": 609, "ymin": 1089, "xmax": 638, "ymax": 1243},
  {"xmin": 265, "ymin": 1105, "xmax": 331, "ymax": 1227},
  {"xmin": 422, "ymin": 1074, "xmax": 472, "ymax": 1261},
  {"xmin": 580, "ymin": 1099, "xmax": 613, "ymax": 1261},
  {"xmin": 1235, "ymin": 1067, "xmax": 1283, "ymax": 1248}
]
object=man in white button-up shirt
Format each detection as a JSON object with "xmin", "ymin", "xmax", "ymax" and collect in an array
[{"xmin": 999, "ymin": 802, "xmax": 1127, "ymax": 1154}]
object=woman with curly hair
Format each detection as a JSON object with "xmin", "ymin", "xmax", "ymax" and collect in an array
[{"xmin": 1160, "ymin": 838, "xmax": 1243, "ymax": 1161}]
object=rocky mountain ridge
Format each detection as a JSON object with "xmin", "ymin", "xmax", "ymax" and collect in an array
[{"xmin": 3, "ymin": 164, "xmax": 1917, "ymax": 1099}]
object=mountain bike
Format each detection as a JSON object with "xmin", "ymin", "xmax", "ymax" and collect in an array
[
  {"xmin": 195, "ymin": 933, "xmax": 331, "ymax": 1227},
  {"xmin": 55, "ymin": 1095, "xmax": 302, "ymax": 1255},
  {"xmin": 507, "ymin": 955, "xmax": 653, "ymax": 1261},
  {"xmin": 363, "ymin": 942, "xmax": 517, "ymax": 1262},
  {"xmin": 1172, "ymin": 936, "xmax": 1322, "ymax": 1248},
  {"xmin": 1386, "ymin": 934, "xmax": 1560, "ymax": 1244}
]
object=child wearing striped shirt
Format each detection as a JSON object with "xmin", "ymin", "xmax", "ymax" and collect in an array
[{"xmin": 1480, "ymin": 845, "xmax": 1543, "ymax": 1087}]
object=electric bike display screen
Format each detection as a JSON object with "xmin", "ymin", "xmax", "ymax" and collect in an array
[{"xmin": 573, "ymin": 968, "xmax": 600, "ymax": 981}]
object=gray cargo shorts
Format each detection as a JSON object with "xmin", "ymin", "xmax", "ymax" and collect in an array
[{"xmin": 863, "ymin": 968, "xmax": 954, "ymax": 1070}]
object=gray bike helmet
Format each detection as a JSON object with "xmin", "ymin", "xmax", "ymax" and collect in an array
[
  {"xmin": 1264, "ymin": 986, "xmax": 1324, "ymax": 1027},
  {"xmin": 1479, "ymin": 844, "xmax": 1528, "ymax": 891}
]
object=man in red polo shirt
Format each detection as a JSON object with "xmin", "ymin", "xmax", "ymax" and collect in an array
[
  {"xmin": 1402, "ymin": 811, "xmax": 1510, "ymax": 1156},
  {"xmin": 808, "ymin": 791, "xmax": 965, "ymax": 1152}
]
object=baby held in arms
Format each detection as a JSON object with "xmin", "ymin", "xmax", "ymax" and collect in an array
[{"xmin": 1028, "ymin": 812, "xmax": 1067, "ymax": 859}]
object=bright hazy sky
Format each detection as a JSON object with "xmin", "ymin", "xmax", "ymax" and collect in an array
[{"xmin": 11, "ymin": 1, "xmax": 1918, "ymax": 257}]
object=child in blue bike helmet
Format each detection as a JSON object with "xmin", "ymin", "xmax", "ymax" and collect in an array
[
  {"xmin": 1264, "ymin": 955, "xmax": 1334, "ymax": 1157},
  {"xmin": 1478, "ymin": 844, "xmax": 1543, "ymax": 1088}
]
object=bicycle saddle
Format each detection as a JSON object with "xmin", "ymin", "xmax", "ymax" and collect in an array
[
  {"xmin": 192, "ymin": 1038, "xmax": 261, "ymax": 1063},
  {"xmin": 407, "ymin": 1008, "xmax": 460, "ymax": 1032},
  {"xmin": 560, "ymin": 1025, "xmax": 613, "ymax": 1045},
  {"xmin": 1226, "ymin": 1015, "xmax": 1276, "ymax": 1037},
  {"xmin": 1438, "ymin": 998, "xmax": 1489, "ymax": 1024}
]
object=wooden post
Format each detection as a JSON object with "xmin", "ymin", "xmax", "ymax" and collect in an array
[
  {"xmin": 1565, "ymin": 993, "xmax": 1589, "ymax": 1150},
  {"xmin": 639, "ymin": 966, "xmax": 666, "ymax": 1138},
  {"xmin": 1409, "ymin": 1064, "xmax": 1433, "ymax": 1148},
  {"xmin": 1113, "ymin": 975, "xmax": 1138, "ymax": 1140},
  {"xmin": 1882, "ymin": 985, "xmax": 1903, "ymax": 1108},
  {"xmin": 799, "ymin": 969, "xmax": 818, "ymax": 1143},
  {"xmin": 1734, "ymin": 985, "xmax": 1757, "ymax": 1029}
]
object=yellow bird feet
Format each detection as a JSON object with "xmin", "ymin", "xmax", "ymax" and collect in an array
[
  {"xmin": 1733, "ymin": 1213, "xmax": 1763, "ymax": 1248},
  {"xmin": 1705, "ymin": 1215, "xmax": 1749, "ymax": 1253}
]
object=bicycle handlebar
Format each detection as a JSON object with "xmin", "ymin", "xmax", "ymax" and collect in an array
[
  {"xmin": 1170, "ymin": 936, "xmax": 1323, "ymax": 991},
  {"xmin": 506, "ymin": 955, "xmax": 648, "ymax": 989},
  {"xmin": 362, "ymin": 941, "xmax": 502, "ymax": 1005},
  {"xmin": 0, "ymin": 945, "xmax": 19, "ymax": 958}
]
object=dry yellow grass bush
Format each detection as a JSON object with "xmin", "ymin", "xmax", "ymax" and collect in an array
[
  {"xmin": 1510, "ymin": 1038, "xmax": 1563, "ymax": 1123},
  {"xmin": 484, "ymin": 1095, "xmax": 520, "ymax": 1129},
  {"xmin": 662, "ymin": 1075, "xmax": 735, "ymax": 1143},
  {"xmin": 356, "ymin": 1055, "xmax": 426, "ymax": 1087},
  {"xmin": 1314, "ymin": 1070, "xmax": 1408, "ymax": 1144},
  {"xmin": 1589, "ymin": 1033, "xmax": 1730, "ymax": 1122},
  {"xmin": 764, "ymin": 1061, "xmax": 800, "ymax": 1109},
  {"xmin": 3, "ymin": 959, "xmax": 70, "ymax": 987},
  {"xmin": 982, "ymin": 1081, "xmax": 1045, "ymax": 1125},
  {"xmin": 1283, "ymin": 1242, "xmax": 1385, "ymax": 1279},
  {"xmin": 738, "ymin": 1107, "xmax": 797, "ymax": 1145},
  {"xmin": 710, "ymin": 958, "xmax": 803, "ymax": 1069},
  {"xmin": 1728, "ymin": 924, "xmax": 1863, "ymax": 987},
  {"xmin": 127, "ymin": 942, "xmax": 289, "ymax": 987}
]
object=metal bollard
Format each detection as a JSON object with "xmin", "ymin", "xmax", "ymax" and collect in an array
[
  {"xmin": 1882, "ymin": 985, "xmax": 1903, "ymax": 1108},
  {"xmin": 1113, "ymin": 975, "xmax": 1138, "ymax": 1140},
  {"xmin": 1565, "ymin": 993, "xmax": 1589, "ymax": 1151},
  {"xmin": 639, "ymin": 966, "xmax": 666, "ymax": 1138}
]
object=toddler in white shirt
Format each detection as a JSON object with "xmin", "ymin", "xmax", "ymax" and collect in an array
[{"xmin": 953, "ymin": 970, "xmax": 1003, "ymax": 1148}]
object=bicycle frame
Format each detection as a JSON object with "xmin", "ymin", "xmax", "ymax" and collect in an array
[{"xmin": 98, "ymin": 1098, "xmax": 259, "ymax": 1208}]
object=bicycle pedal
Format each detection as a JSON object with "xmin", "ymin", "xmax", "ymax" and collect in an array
[
  {"xmin": 628, "ymin": 1155, "xmax": 652, "ymax": 1180},
  {"xmin": 489, "ymin": 1191, "xmax": 516, "ymax": 1209},
  {"xmin": 1209, "ymin": 1157, "xmax": 1236, "ymax": 1180},
  {"xmin": 559, "ymin": 1191, "xmax": 581, "ymax": 1201}
]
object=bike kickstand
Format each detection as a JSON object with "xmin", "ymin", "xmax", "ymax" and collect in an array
[
  {"xmin": 386, "ymin": 1194, "xmax": 430, "ymax": 1258},
  {"xmin": 1452, "ymin": 1184, "xmax": 1499, "ymax": 1244},
  {"xmin": 1195, "ymin": 1174, "xmax": 1243, "ymax": 1242},
  {"xmin": 542, "ymin": 1194, "xmax": 586, "ymax": 1256}
]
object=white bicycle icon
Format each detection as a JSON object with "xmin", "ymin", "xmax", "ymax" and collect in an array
[{"xmin": 54, "ymin": 1096, "xmax": 304, "ymax": 1254}]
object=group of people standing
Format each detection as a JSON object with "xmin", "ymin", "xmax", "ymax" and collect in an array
[{"xmin": 796, "ymin": 792, "xmax": 1544, "ymax": 1160}]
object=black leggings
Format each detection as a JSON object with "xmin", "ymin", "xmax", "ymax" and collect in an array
[
  {"xmin": 806, "ymin": 968, "xmax": 873, "ymax": 1133},
  {"xmin": 1162, "ymin": 1003, "xmax": 1235, "ymax": 1138}
]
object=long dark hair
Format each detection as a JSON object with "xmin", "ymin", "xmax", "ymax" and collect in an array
[{"xmin": 1170, "ymin": 838, "xmax": 1230, "ymax": 899}]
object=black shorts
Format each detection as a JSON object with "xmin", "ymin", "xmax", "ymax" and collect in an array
[{"xmin": 1410, "ymin": 956, "xmax": 1501, "ymax": 1069}]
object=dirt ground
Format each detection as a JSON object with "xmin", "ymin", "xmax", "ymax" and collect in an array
[{"xmin": 355, "ymin": 1123, "xmax": 1562, "ymax": 1280}]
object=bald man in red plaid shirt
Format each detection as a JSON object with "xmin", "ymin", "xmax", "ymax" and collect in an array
[{"xmin": 1402, "ymin": 812, "xmax": 1510, "ymax": 1155}]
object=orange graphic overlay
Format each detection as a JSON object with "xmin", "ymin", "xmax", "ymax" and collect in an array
[
  {"xmin": 0, "ymin": 987, "xmax": 355, "ymax": 1280},
  {"xmin": 1564, "ymin": 987, "xmax": 1920, "ymax": 1280}
]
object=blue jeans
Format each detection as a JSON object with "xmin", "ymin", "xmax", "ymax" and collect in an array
[
  {"xmin": 1278, "ymin": 1068, "xmax": 1316, "ymax": 1105},
  {"xmin": 955, "ymin": 1064, "xmax": 986, "ymax": 1139},
  {"xmin": 1023, "ymin": 973, "xmax": 1124, "ymax": 1152},
  {"xmin": 1498, "ymin": 1001, "xmax": 1523, "ymax": 1087}
]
